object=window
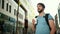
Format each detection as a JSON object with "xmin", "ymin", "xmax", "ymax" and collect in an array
[
  {"xmin": 6, "ymin": 3, "xmax": 8, "ymax": 11},
  {"xmin": 18, "ymin": 13, "xmax": 23, "ymax": 19},
  {"xmin": 0, "ymin": 0, "xmax": 1, "ymax": 6},
  {"xmin": 9, "ymin": 5, "xmax": 11, "ymax": 13},
  {"xmin": 2, "ymin": 0, "xmax": 4, "ymax": 9},
  {"xmin": 14, "ymin": 9, "xmax": 17, "ymax": 15},
  {"xmin": 14, "ymin": 0, "xmax": 18, "ymax": 4}
]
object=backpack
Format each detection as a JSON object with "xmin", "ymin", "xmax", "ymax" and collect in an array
[
  {"xmin": 35, "ymin": 14, "xmax": 56, "ymax": 34},
  {"xmin": 34, "ymin": 14, "xmax": 50, "ymax": 29}
]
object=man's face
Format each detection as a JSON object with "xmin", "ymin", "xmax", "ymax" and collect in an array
[{"xmin": 37, "ymin": 5, "xmax": 44, "ymax": 13}]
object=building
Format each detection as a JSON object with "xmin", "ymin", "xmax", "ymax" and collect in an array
[
  {"xmin": 18, "ymin": 0, "xmax": 35, "ymax": 34},
  {"xmin": 0, "ymin": 0, "xmax": 25, "ymax": 34},
  {"xmin": 58, "ymin": 3, "xmax": 60, "ymax": 27},
  {"xmin": 0, "ymin": 0, "xmax": 35, "ymax": 34},
  {"xmin": 55, "ymin": 14, "xmax": 59, "ymax": 30}
]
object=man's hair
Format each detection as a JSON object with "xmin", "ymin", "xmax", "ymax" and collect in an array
[{"xmin": 37, "ymin": 3, "xmax": 45, "ymax": 8}]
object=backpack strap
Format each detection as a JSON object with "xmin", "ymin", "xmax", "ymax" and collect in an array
[
  {"xmin": 35, "ymin": 16, "xmax": 38, "ymax": 18},
  {"xmin": 34, "ymin": 16, "xmax": 38, "ymax": 28},
  {"xmin": 35, "ymin": 14, "xmax": 56, "ymax": 34},
  {"xmin": 35, "ymin": 14, "xmax": 51, "ymax": 30},
  {"xmin": 44, "ymin": 14, "xmax": 51, "ymax": 30},
  {"xmin": 45, "ymin": 14, "xmax": 56, "ymax": 34}
]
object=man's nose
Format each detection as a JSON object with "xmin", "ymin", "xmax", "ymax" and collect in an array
[{"xmin": 38, "ymin": 8, "xmax": 40, "ymax": 10}]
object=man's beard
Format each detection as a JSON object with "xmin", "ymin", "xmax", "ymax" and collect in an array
[{"xmin": 38, "ymin": 9, "xmax": 43, "ymax": 13}]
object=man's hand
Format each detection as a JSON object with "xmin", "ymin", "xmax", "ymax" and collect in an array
[
  {"xmin": 32, "ymin": 19, "xmax": 35, "ymax": 31},
  {"xmin": 32, "ymin": 19, "xmax": 35, "ymax": 24}
]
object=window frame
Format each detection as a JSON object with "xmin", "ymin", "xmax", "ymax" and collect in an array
[
  {"xmin": 6, "ymin": 3, "xmax": 8, "ymax": 11},
  {"xmin": 9, "ymin": 5, "xmax": 11, "ymax": 13},
  {"xmin": 2, "ymin": 0, "xmax": 4, "ymax": 9}
]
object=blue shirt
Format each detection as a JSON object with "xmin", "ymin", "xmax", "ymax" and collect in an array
[{"xmin": 35, "ymin": 14, "xmax": 53, "ymax": 34}]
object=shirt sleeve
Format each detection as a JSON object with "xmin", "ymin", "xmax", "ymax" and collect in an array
[{"xmin": 48, "ymin": 14, "xmax": 54, "ymax": 20}]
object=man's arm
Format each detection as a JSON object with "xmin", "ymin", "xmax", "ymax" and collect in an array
[{"xmin": 49, "ymin": 20, "xmax": 56, "ymax": 34}]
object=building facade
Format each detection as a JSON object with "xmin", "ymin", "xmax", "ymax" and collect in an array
[
  {"xmin": 0, "ymin": 0, "xmax": 35, "ymax": 34},
  {"xmin": 0, "ymin": 0, "xmax": 25, "ymax": 34},
  {"xmin": 55, "ymin": 14, "xmax": 59, "ymax": 30},
  {"xmin": 58, "ymin": 3, "xmax": 60, "ymax": 27}
]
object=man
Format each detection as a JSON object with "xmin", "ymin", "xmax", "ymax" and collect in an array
[{"xmin": 32, "ymin": 3, "xmax": 56, "ymax": 34}]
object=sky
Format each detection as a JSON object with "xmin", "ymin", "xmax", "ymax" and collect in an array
[{"xmin": 29, "ymin": 0, "xmax": 60, "ymax": 18}]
